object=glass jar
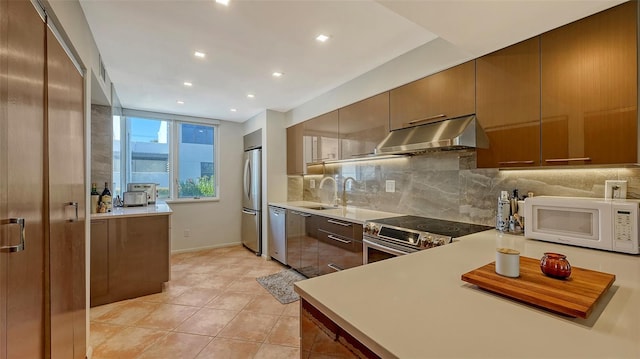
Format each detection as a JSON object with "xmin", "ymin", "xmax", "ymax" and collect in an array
[{"xmin": 540, "ymin": 252, "xmax": 572, "ymax": 279}]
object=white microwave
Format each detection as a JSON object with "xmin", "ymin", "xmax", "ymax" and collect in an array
[{"xmin": 524, "ymin": 196, "xmax": 639, "ymax": 254}]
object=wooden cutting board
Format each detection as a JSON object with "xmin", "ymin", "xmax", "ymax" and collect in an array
[{"xmin": 461, "ymin": 256, "xmax": 615, "ymax": 318}]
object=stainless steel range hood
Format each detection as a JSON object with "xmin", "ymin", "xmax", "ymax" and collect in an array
[{"xmin": 375, "ymin": 114, "xmax": 489, "ymax": 155}]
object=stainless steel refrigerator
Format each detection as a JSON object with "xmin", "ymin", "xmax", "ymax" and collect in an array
[{"xmin": 241, "ymin": 148, "xmax": 262, "ymax": 255}]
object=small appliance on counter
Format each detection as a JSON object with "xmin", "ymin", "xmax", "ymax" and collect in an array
[
  {"xmin": 123, "ymin": 191, "xmax": 148, "ymax": 207},
  {"xmin": 127, "ymin": 183, "xmax": 157, "ymax": 204}
]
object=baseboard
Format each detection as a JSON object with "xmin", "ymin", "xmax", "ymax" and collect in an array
[{"xmin": 170, "ymin": 241, "xmax": 241, "ymax": 254}]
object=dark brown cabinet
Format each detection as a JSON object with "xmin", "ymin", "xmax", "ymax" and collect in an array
[
  {"xmin": 338, "ymin": 93, "xmax": 390, "ymax": 159},
  {"xmin": 286, "ymin": 210, "xmax": 319, "ymax": 277},
  {"xmin": 390, "ymin": 61, "xmax": 475, "ymax": 130},
  {"xmin": 286, "ymin": 123, "xmax": 304, "ymax": 175},
  {"xmin": 476, "ymin": 37, "xmax": 541, "ymax": 168},
  {"xmin": 317, "ymin": 217, "xmax": 363, "ymax": 276},
  {"xmin": 540, "ymin": 1, "xmax": 637, "ymax": 166},
  {"xmin": 90, "ymin": 215, "xmax": 170, "ymax": 307}
]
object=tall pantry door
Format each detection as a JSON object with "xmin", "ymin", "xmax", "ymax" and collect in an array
[
  {"xmin": 0, "ymin": 0, "xmax": 46, "ymax": 358},
  {"xmin": 46, "ymin": 27, "xmax": 86, "ymax": 359}
]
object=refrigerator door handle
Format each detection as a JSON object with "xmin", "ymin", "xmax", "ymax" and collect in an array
[
  {"xmin": 242, "ymin": 209, "xmax": 257, "ymax": 215},
  {"xmin": 243, "ymin": 157, "xmax": 251, "ymax": 200}
]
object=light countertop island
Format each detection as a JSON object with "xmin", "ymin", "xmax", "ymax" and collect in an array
[
  {"xmin": 295, "ymin": 230, "xmax": 640, "ymax": 358},
  {"xmin": 268, "ymin": 201, "xmax": 402, "ymax": 224},
  {"xmin": 90, "ymin": 202, "xmax": 172, "ymax": 219}
]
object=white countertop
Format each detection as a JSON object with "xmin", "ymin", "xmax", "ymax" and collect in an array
[
  {"xmin": 90, "ymin": 202, "xmax": 172, "ymax": 219},
  {"xmin": 268, "ymin": 201, "xmax": 403, "ymax": 224},
  {"xmin": 295, "ymin": 230, "xmax": 640, "ymax": 358}
]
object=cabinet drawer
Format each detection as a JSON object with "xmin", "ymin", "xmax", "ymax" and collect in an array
[
  {"xmin": 319, "ymin": 217, "xmax": 363, "ymax": 240},
  {"xmin": 317, "ymin": 229, "xmax": 363, "ymax": 275}
]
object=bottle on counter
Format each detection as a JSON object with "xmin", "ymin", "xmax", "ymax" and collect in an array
[
  {"xmin": 496, "ymin": 190, "xmax": 510, "ymax": 232},
  {"xmin": 90, "ymin": 183, "xmax": 100, "ymax": 214},
  {"xmin": 100, "ymin": 182, "xmax": 112, "ymax": 213}
]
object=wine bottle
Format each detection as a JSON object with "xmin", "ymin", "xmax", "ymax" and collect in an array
[
  {"xmin": 90, "ymin": 183, "xmax": 100, "ymax": 214},
  {"xmin": 101, "ymin": 182, "xmax": 112, "ymax": 212}
]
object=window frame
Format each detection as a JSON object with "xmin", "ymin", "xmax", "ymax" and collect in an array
[{"xmin": 115, "ymin": 110, "xmax": 220, "ymax": 203}]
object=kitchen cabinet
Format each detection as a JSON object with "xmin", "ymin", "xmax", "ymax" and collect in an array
[
  {"xmin": 286, "ymin": 210, "xmax": 319, "ymax": 277},
  {"xmin": 476, "ymin": 37, "xmax": 541, "ymax": 168},
  {"xmin": 390, "ymin": 61, "xmax": 475, "ymax": 130},
  {"xmin": 338, "ymin": 92, "xmax": 390, "ymax": 159},
  {"xmin": 286, "ymin": 123, "xmax": 304, "ymax": 175},
  {"xmin": 286, "ymin": 110, "xmax": 338, "ymax": 174},
  {"xmin": 317, "ymin": 217, "xmax": 363, "ymax": 275},
  {"xmin": 1, "ymin": 1, "xmax": 86, "ymax": 357},
  {"xmin": 540, "ymin": 1, "xmax": 637, "ymax": 166},
  {"xmin": 90, "ymin": 215, "xmax": 170, "ymax": 307}
]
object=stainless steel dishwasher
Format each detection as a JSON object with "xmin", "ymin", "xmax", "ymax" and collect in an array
[{"xmin": 268, "ymin": 206, "xmax": 287, "ymax": 265}]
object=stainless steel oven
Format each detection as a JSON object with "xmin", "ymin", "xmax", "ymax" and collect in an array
[{"xmin": 363, "ymin": 216, "xmax": 493, "ymax": 264}]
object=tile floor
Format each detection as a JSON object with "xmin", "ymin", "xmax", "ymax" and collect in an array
[{"xmin": 90, "ymin": 245, "xmax": 301, "ymax": 359}]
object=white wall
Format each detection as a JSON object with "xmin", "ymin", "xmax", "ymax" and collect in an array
[
  {"xmin": 285, "ymin": 37, "xmax": 472, "ymax": 126},
  {"xmin": 169, "ymin": 120, "xmax": 244, "ymax": 252}
]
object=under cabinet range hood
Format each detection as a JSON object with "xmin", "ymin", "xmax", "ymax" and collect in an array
[{"xmin": 375, "ymin": 114, "xmax": 489, "ymax": 155}]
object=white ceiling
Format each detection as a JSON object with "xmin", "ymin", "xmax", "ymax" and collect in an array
[{"xmin": 80, "ymin": 0, "xmax": 627, "ymax": 123}]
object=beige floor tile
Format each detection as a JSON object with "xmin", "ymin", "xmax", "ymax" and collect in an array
[
  {"xmin": 137, "ymin": 332, "xmax": 212, "ymax": 359},
  {"xmin": 175, "ymin": 308, "xmax": 238, "ymax": 336},
  {"xmin": 134, "ymin": 303, "xmax": 200, "ymax": 330},
  {"xmin": 195, "ymin": 275, "xmax": 238, "ymax": 290},
  {"xmin": 282, "ymin": 302, "xmax": 300, "ymax": 317},
  {"xmin": 92, "ymin": 301, "xmax": 160, "ymax": 326},
  {"xmin": 205, "ymin": 292, "xmax": 255, "ymax": 311},
  {"xmin": 89, "ymin": 322, "xmax": 125, "ymax": 349},
  {"xmin": 225, "ymin": 277, "xmax": 268, "ymax": 294},
  {"xmin": 92, "ymin": 326, "xmax": 168, "ymax": 359},
  {"xmin": 254, "ymin": 343, "xmax": 301, "ymax": 359},
  {"xmin": 266, "ymin": 316, "xmax": 300, "ymax": 347},
  {"xmin": 166, "ymin": 287, "xmax": 221, "ymax": 306},
  {"xmin": 243, "ymin": 294, "xmax": 287, "ymax": 316},
  {"xmin": 195, "ymin": 337, "xmax": 262, "ymax": 359},
  {"xmin": 134, "ymin": 284, "xmax": 190, "ymax": 303},
  {"xmin": 218, "ymin": 311, "xmax": 279, "ymax": 342}
]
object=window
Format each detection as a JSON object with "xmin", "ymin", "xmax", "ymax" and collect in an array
[{"xmin": 113, "ymin": 113, "xmax": 218, "ymax": 201}]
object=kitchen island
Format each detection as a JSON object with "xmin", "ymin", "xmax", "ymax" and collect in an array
[
  {"xmin": 295, "ymin": 230, "xmax": 640, "ymax": 358},
  {"xmin": 90, "ymin": 203, "xmax": 172, "ymax": 306}
]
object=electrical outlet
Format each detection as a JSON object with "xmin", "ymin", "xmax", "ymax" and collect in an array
[
  {"xmin": 605, "ymin": 180, "xmax": 627, "ymax": 199},
  {"xmin": 310, "ymin": 179, "xmax": 315, "ymax": 189},
  {"xmin": 184, "ymin": 229, "xmax": 191, "ymax": 237},
  {"xmin": 385, "ymin": 180, "xmax": 395, "ymax": 193}
]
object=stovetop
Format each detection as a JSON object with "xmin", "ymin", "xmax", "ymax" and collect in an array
[{"xmin": 366, "ymin": 215, "xmax": 493, "ymax": 239}]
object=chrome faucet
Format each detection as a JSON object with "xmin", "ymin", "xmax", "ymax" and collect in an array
[
  {"xmin": 342, "ymin": 177, "xmax": 356, "ymax": 207},
  {"xmin": 319, "ymin": 176, "xmax": 339, "ymax": 207}
]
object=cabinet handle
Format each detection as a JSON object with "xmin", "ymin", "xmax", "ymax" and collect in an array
[
  {"xmin": 327, "ymin": 219, "xmax": 352, "ymax": 227},
  {"xmin": 66, "ymin": 202, "xmax": 79, "ymax": 222},
  {"xmin": 327, "ymin": 263, "xmax": 343, "ymax": 272},
  {"xmin": 545, "ymin": 157, "xmax": 592, "ymax": 163},
  {"xmin": 408, "ymin": 114, "xmax": 446, "ymax": 125},
  {"xmin": 242, "ymin": 209, "xmax": 257, "ymax": 215},
  {"xmin": 328, "ymin": 234, "xmax": 351, "ymax": 244},
  {"xmin": 498, "ymin": 160, "xmax": 535, "ymax": 165},
  {"xmin": 350, "ymin": 152, "xmax": 374, "ymax": 157},
  {"xmin": 1, "ymin": 218, "xmax": 26, "ymax": 253},
  {"xmin": 299, "ymin": 213, "xmax": 311, "ymax": 217}
]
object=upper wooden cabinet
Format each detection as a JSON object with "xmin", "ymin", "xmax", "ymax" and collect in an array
[
  {"xmin": 540, "ymin": 1, "xmax": 637, "ymax": 166},
  {"xmin": 338, "ymin": 92, "xmax": 389, "ymax": 159},
  {"xmin": 390, "ymin": 61, "xmax": 475, "ymax": 130},
  {"xmin": 287, "ymin": 111, "xmax": 339, "ymax": 175},
  {"xmin": 476, "ymin": 37, "xmax": 541, "ymax": 168}
]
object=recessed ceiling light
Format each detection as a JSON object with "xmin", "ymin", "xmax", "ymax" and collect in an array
[
  {"xmin": 247, "ymin": 94, "xmax": 255, "ymax": 98},
  {"xmin": 216, "ymin": 0, "xmax": 229, "ymax": 5},
  {"xmin": 177, "ymin": 100, "xmax": 185, "ymax": 105},
  {"xmin": 316, "ymin": 34, "xmax": 330, "ymax": 42},
  {"xmin": 230, "ymin": 108, "xmax": 237, "ymax": 112},
  {"xmin": 183, "ymin": 82, "xmax": 193, "ymax": 87},
  {"xmin": 194, "ymin": 51, "xmax": 206, "ymax": 58},
  {"xmin": 272, "ymin": 72, "xmax": 283, "ymax": 78}
]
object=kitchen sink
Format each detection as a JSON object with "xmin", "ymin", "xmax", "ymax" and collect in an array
[{"xmin": 302, "ymin": 205, "xmax": 339, "ymax": 210}]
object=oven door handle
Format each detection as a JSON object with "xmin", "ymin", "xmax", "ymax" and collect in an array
[{"xmin": 363, "ymin": 238, "xmax": 409, "ymax": 257}]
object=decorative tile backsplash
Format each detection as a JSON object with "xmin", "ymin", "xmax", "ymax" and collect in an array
[{"xmin": 288, "ymin": 151, "xmax": 640, "ymax": 226}]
